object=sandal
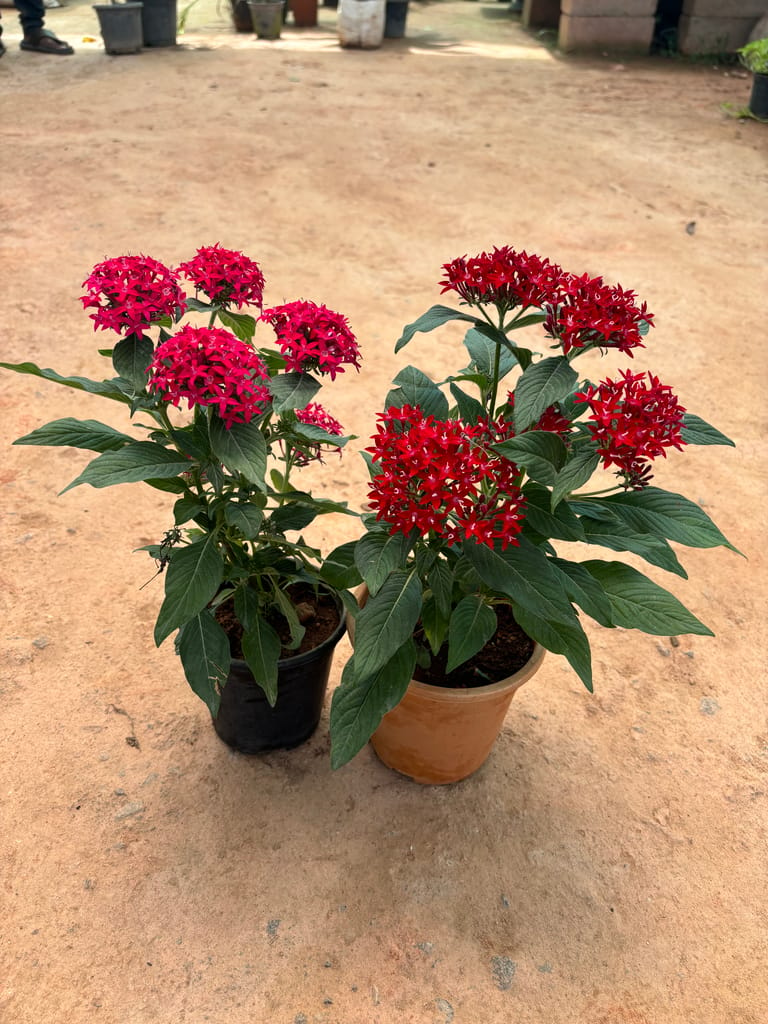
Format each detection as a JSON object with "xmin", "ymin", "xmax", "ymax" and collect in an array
[{"xmin": 20, "ymin": 28, "xmax": 74, "ymax": 54}]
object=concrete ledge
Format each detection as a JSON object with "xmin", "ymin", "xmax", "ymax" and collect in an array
[
  {"xmin": 682, "ymin": 0, "xmax": 768, "ymax": 17},
  {"xmin": 678, "ymin": 14, "xmax": 758, "ymax": 53},
  {"xmin": 558, "ymin": 13, "xmax": 655, "ymax": 51},
  {"xmin": 522, "ymin": 0, "xmax": 560, "ymax": 29},
  {"xmin": 561, "ymin": 0, "xmax": 656, "ymax": 15}
]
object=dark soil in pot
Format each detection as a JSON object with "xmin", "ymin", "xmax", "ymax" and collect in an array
[
  {"xmin": 215, "ymin": 584, "xmax": 341, "ymax": 659},
  {"xmin": 413, "ymin": 604, "xmax": 535, "ymax": 689}
]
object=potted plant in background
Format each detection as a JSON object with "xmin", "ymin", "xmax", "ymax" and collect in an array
[
  {"xmin": 92, "ymin": 0, "xmax": 144, "ymax": 55},
  {"xmin": 328, "ymin": 245, "xmax": 736, "ymax": 783},
  {"xmin": 737, "ymin": 36, "xmax": 768, "ymax": 119},
  {"xmin": 1, "ymin": 245, "xmax": 361, "ymax": 755}
]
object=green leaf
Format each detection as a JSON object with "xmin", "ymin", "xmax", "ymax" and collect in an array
[
  {"xmin": 385, "ymin": 366, "xmax": 449, "ymax": 420},
  {"xmin": 290, "ymin": 422, "xmax": 351, "ymax": 450},
  {"xmin": 241, "ymin": 617, "xmax": 283, "ymax": 706},
  {"xmin": 184, "ymin": 296, "xmax": 214, "ymax": 313},
  {"xmin": 269, "ymin": 503, "xmax": 317, "ymax": 533},
  {"xmin": 321, "ymin": 541, "xmax": 363, "ymax": 590},
  {"xmin": 463, "ymin": 536, "xmax": 578, "ymax": 627},
  {"xmin": 513, "ymin": 605, "xmax": 593, "ymax": 692},
  {"xmin": 208, "ymin": 417, "xmax": 267, "ymax": 486},
  {"xmin": 579, "ymin": 516, "xmax": 687, "ymax": 577},
  {"xmin": 472, "ymin": 320, "xmax": 534, "ymax": 370},
  {"xmin": 330, "ymin": 642, "xmax": 416, "ymax": 769},
  {"xmin": 154, "ymin": 535, "xmax": 224, "ymax": 646},
  {"xmin": 13, "ymin": 418, "xmax": 133, "ymax": 453},
  {"xmin": 581, "ymin": 560, "xmax": 714, "ymax": 637},
  {"xmin": 596, "ymin": 488, "xmax": 739, "ymax": 553},
  {"xmin": 522, "ymin": 483, "xmax": 586, "ymax": 542},
  {"xmin": 61, "ymin": 441, "xmax": 191, "ymax": 494},
  {"xmin": 0, "ymin": 361, "xmax": 133, "ymax": 404},
  {"xmin": 234, "ymin": 585, "xmax": 260, "ymax": 632},
  {"xmin": 394, "ymin": 304, "xmax": 477, "ymax": 353},
  {"xmin": 269, "ymin": 372, "xmax": 321, "ymax": 413},
  {"xmin": 217, "ymin": 308, "xmax": 257, "ymax": 342},
  {"xmin": 354, "ymin": 531, "xmax": 411, "ymax": 596},
  {"xmin": 495, "ymin": 431, "xmax": 568, "ymax": 487},
  {"xmin": 353, "ymin": 569, "xmax": 423, "ymax": 679},
  {"xmin": 447, "ymin": 596, "xmax": 497, "ymax": 673},
  {"xmin": 420, "ymin": 595, "xmax": 450, "ymax": 656},
  {"xmin": 680, "ymin": 413, "xmax": 735, "ymax": 447},
  {"xmin": 224, "ymin": 502, "xmax": 264, "ymax": 539},
  {"xmin": 463, "ymin": 327, "xmax": 517, "ymax": 379},
  {"xmin": 513, "ymin": 357, "xmax": 578, "ymax": 432},
  {"xmin": 427, "ymin": 559, "xmax": 453, "ymax": 618},
  {"xmin": 548, "ymin": 557, "xmax": 614, "ymax": 628},
  {"xmin": 449, "ymin": 382, "xmax": 484, "ymax": 421},
  {"xmin": 111, "ymin": 334, "xmax": 154, "ymax": 389},
  {"xmin": 176, "ymin": 611, "xmax": 230, "ymax": 717},
  {"xmin": 174, "ymin": 496, "xmax": 207, "ymax": 526},
  {"xmin": 551, "ymin": 444, "xmax": 600, "ymax": 509}
]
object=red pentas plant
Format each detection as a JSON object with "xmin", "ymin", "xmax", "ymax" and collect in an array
[
  {"xmin": 328, "ymin": 244, "xmax": 737, "ymax": 771},
  {"xmin": 262, "ymin": 300, "xmax": 361, "ymax": 380},
  {"xmin": 2, "ymin": 248, "xmax": 358, "ymax": 717}
]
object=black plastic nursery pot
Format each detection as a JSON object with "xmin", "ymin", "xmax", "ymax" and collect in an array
[
  {"xmin": 212, "ymin": 593, "xmax": 347, "ymax": 754},
  {"xmin": 140, "ymin": 0, "xmax": 177, "ymax": 46},
  {"xmin": 93, "ymin": 3, "xmax": 144, "ymax": 54},
  {"xmin": 749, "ymin": 73, "xmax": 768, "ymax": 119},
  {"xmin": 247, "ymin": 0, "xmax": 284, "ymax": 38},
  {"xmin": 384, "ymin": 0, "xmax": 408, "ymax": 38}
]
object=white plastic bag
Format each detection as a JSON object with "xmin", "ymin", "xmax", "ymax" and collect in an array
[{"xmin": 337, "ymin": 0, "xmax": 385, "ymax": 49}]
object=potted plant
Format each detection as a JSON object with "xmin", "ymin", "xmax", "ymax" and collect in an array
[
  {"xmin": 1, "ymin": 245, "xmax": 361, "ymax": 755},
  {"xmin": 737, "ymin": 36, "xmax": 768, "ymax": 119},
  {"xmin": 327, "ymin": 245, "xmax": 736, "ymax": 783}
]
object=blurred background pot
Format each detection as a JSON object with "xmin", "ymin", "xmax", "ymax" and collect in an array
[{"xmin": 93, "ymin": 1, "xmax": 144, "ymax": 54}]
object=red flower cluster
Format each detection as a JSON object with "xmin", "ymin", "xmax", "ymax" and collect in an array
[
  {"xmin": 367, "ymin": 405, "xmax": 526, "ymax": 549},
  {"xmin": 262, "ymin": 300, "xmax": 361, "ymax": 380},
  {"xmin": 81, "ymin": 255, "xmax": 185, "ymax": 336},
  {"xmin": 177, "ymin": 244, "xmax": 265, "ymax": 310},
  {"xmin": 544, "ymin": 273, "xmax": 653, "ymax": 357},
  {"xmin": 148, "ymin": 326, "xmax": 271, "ymax": 428},
  {"xmin": 293, "ymin": 402, "xmax": 345, "ymax": 465},
  {"xmin": 575, "ymin": 370, "xmax": 687, "ymax": 488},
  {"xmin": 440, "ymin": 246, "xmax": 564, "ymax": 312}
]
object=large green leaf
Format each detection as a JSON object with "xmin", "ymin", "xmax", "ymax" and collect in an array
[
  {"xmin": 427, "ymin": 558, "xmax": 453, "ymax": 618},
  {"xmin": 551, "ymin": 444, "xmax": 600, "ymax": 508},
  {"xmin": 154, "ymin": 535, "xmax": 224, "ymax": 646},
  {"xmin": 217, "ymin": 308, "xmax": 257, "ymax": 343},
  {"xmin": 385, "ymin": 366, "xmax": 449, "ymax": 419},
  {"xmin": 112, "ymin": 334, "xmax": 154, "ymax": 389},
  {"xmin": 176, "ymin": 611, "xmax": 231, "ymax": 717},
  {"xmin": 495, "ymin": 431, "xmax": 568, "ymax": 487},
  {"xmin": 290, "ymin": 421, "xmax": 351, "ymax": 450},
  {"xmin": 463, "ymin": 536, "xmax": 578, "ymax": 627},
  {"xmin": 680, "ymin": 413, "xmax": 735, "ymax": 447},
  {"xmin": 269, "ymin": 371, "xmax": 320, "ymax": 413},
  {"xmin": 420, "ymin": 595, "xmax": 450, "ymax": 656},
  {"xmin": 209, "ymin": 417, "xmax": 267, "ymax": 486},
  {"xmin": 595, "ymin": 488, "xmax": 739, "ymax": 553},
  {"xmin": 521, "ymin": 483, "xmax": 586, "ymax": 542},
  {"xmin": 581, "ymin": 560, "xmax": 714, "ymax": 637},
  {"xmin": 548, "ymin": 557, "xmax": 614, "ymax": 628},
  {"xmin": 354, "ymin": 531, "xmax": 411, "ymax": 596},
  {"xmin": 353, "ymin": 569, "xmax": 423, "ymax": 679},
  {"xmin": 513, "ymin": 605, "xmax": 594, "ymax": 692},
  {"xmin": 463, "ymin": 327, "xmax": 517, "ymax": 380},
  {"xmin": 330, "ymin": 642, "xmax": 416, "ymax": 769},
  {"xmin": 446, "ymin": 595, "xmax": 497, "ymax": 673},
  {"xmin": 0, "ymin": 361, "xmax": 132, "ymax": 404},
  {"xmin": 241, "ymin": 617, "xmax": 283, "ymax": 706},
  {"xmin": 13, "ymin": 418, "xmax": 133, "ymax": 453},
  {"xmin": 395, "ymin": 304, "xmax": 477, "ymax": 353},
  {"xmin": 449, "ymin": 382, "xmax": 485, "ymax": 421},
  {"xmin": 513, "ymin": 357, "xmax": 578, "ymax": 432},
  {"xmin": 579, "ymin": 517, "xmax": 687, "ymax": 577},
  {"xmin": 321, "ymin": 541, "xmax": 364, "ymax": 590},
  {"xmin": 61, "ymin": 441, "xmax": 191, "ymax": 493},
  {"xmin": 224, "ymin": 502, "xmax": 264, "ymax": 539},
  {"xmin": 269, "ymin": 503, "xmax": 317, "ymax": 533}
]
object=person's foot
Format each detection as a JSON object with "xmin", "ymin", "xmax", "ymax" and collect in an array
[{"xmin": 20, "ymin": 28, "xmax": 74, "ymax": 54}]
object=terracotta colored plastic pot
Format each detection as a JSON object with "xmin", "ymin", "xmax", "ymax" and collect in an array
[{"xmin": 348, "ymin": 587, "xmax": 544, "ymax": 784}]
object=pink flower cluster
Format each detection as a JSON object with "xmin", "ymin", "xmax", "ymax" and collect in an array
[
  {"xmin": 81, "ymin": 255, "xmax": 185, "ymax": 336},
  {"xmin": 576, "ymin": 370, "xmax": 687, "ymax": 487},
  {"xmin": 262, "ymin": 300, "xmax": 361, "ymax": 380},
  {"xmin": 293, "ymin": 402, "xmax": 345, "ymax": 465},
  {"xmin": 367, "ymin": 405, "xmax": 526, "ymax": 549},
  {"xmin": 178, "ymin": 244, "xmax": 265, "ymax": 310},
  {"xmin": 148, "ymin": 326, "xmax": 271, "ymax": 428},
  {"xmin": 543, "ymin": 273, "xmax": 653, "ymax": 357}
]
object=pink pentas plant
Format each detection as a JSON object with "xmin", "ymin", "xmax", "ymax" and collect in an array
[
  {"xmin": 1, "ymin": 249, "xmax": 359, "ymax": 715},
  {"xmin": 328, "ymin": 244, "xmax": 737, "ymax": 770}
]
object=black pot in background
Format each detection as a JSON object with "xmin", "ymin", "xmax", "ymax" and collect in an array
[
  {"xmin": 384, "ymin": 0, "xmax": 408, "ymax": 38},
  {"xmin": 141, "ymin": 0, "xmax": 177, "ymax": 46},
  {"xmin": 93, "ymin": 3, "xmax": 144, "ymax": 54},
  {"xmin": 212, "ymin": 592, "xmax": 347, "ymax": 754},
  {"xmin": 749, "ymin": 73, "xmax": 768, "ymax": 119}
]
